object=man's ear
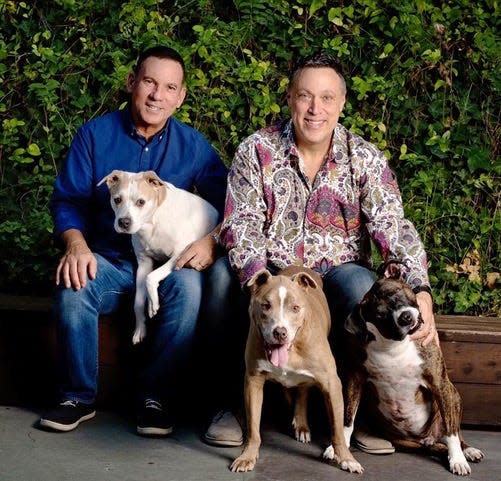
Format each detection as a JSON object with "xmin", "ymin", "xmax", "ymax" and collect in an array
[
  {"xmin": 176, "ymin": 86, "xmax": 187, "ymax": 109},
  {"xmin": 126, "ymin": 73, "xmax": 135, "ymax": 93}
]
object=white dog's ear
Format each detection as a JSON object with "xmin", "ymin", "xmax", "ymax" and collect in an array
[
  {"xmin": 143, "ymin": 171, "xmax": 164, "ymax": 188},
  {"xmin": 97, "ymin": 170, "xmax": 122, "ymax": 188},
  {"xmin": 246, "ymin": 269, "xmax": 271, "ymax": 293}
]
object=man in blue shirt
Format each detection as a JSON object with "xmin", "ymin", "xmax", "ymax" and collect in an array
[{"xmin": 40, "ymin": 46, "xmax": 228, "ymax": 436}]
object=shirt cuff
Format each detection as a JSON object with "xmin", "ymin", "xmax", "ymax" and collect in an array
[{"xmin": 412, "ymin": 285, "xmax": 433, "ymax": 299}]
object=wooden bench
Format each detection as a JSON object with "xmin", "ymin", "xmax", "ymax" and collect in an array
[
  {"xmin": 436, "ymin": 315, "xmax": 501, "ymax": 426},
  {"xmin": 0, "ymin": 294, "xmax": 134, "ymax": 408},
  {"xmin": 1, "ymin": 294, "xmax": 500, "ymax": 426}
]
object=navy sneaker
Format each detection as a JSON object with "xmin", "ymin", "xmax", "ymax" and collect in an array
[
  {"xmin": 40, "ymin": 400, "xmax": 96, "ymax": 432},
  {"xmin": 137, "ymin": 399, "xmax": 174, "ymax": 436}
]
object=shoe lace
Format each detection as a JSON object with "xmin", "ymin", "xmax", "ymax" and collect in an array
[
  {"xmin": 60, "ymin": 400, "xmax": 77, "ymax": 407},
  {"xmin": 144, "ymin": 399, "xmax": 163, "ymax": 411}
]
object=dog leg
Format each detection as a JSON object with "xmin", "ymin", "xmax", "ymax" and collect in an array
[
  {"xmin": 426, "ymin": 360, "xmax": 484, "ymax": 474},
  {"xmin": 443, "ymin": 434, "xmax": 473, "ymax": 476},
  {"xmin": 292, "ymin": 385, "xmax": 311, "ymax": 443},
  {"xmin": 133, "ymin": 257, "xmax": 154, "ymax": 344},
  {"xmin": 230, "ymin": 374, "xmax": 266, "ymax": 472},
  {"xmin": 320, "ymin": 371, "xmax": 364, "ymax": 473},
  {"xmin": 342, "ymin": 368, "xmax": 365, "ymax": 448},
  {"xmin": 145, "ymin": 258, "xmax": 177, "ymax": 318}
]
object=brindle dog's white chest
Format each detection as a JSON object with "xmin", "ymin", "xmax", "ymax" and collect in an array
[{"xmin": 364, "ymin": 334, "xmax": 431, "ymax": 435}]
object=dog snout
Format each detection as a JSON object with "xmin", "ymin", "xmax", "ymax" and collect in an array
[
  {"xmin": 118, "ymin": 217, "xmax": 131, "ymax": 230},
  {"xmin": 398, "ymin": 310, "xmax": 414, "ymax": 327},
  {"xmin": 273, "ymin": 326, "xmax": 288, "ymax": 343}
]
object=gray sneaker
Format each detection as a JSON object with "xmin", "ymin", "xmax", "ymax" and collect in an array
[
  {"xmin": 352, "ymin": 427, "xmax": 395, "ymax": 454},
  {"xmin": 204, "ymin": 410, "xmax": 244, "ymax": 447}
]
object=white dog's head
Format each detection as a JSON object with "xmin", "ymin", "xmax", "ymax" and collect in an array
[{"xmin": 98, "ymin": 170, "xmax": 167, "ymax": 234}]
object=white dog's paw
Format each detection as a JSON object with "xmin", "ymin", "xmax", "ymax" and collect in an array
[
  {"xmin": 147, "ymin": 288, "xmax": 160, "ymax": 318},
  {"xmin": 449, "ymin": 455, "xmax": 471, "ymax": 476},
  {"xmin": 464, "ymin": 446, "xmax": 484, "ymax": 463},
  {"xmin": 132, "ymin": 324, "xmax": 147, "ymax": 345}
]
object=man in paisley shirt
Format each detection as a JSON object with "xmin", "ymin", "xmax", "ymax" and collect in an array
[{"xmin": 203, "ymin": 51, "xmax": 437, "ymax": 452}]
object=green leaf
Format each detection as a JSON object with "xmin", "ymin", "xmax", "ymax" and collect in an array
[
  {"xmin": 309, "ymin": 0, "xmax": 327, "ymax": 17},
  {"xmin": 27, "ymin": 143, "xmax": 41, "ymax": 156}
]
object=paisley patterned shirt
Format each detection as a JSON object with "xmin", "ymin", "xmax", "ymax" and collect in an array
[{"xmin": 220, "ymin": 119, "xmax": 430, "ymax": 290}]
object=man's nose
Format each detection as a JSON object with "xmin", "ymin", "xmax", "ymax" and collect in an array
[
  {"xmin": 307, "ymin": 97, "xmax": 320, "ymax": 113},
  {"xmin": 149, "ymin": 86, "xmax": 165, "ymax": 99}
]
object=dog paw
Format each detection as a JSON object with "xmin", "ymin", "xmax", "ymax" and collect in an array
[
  {"xmin": 147, "ymin": 294, "xmax": 160, "ymax": 318},
  {"xmin": 463, "ymin": 446, "xmax": 484, "ymax": 463},
  {"xmin": 340, "ymin": 459, "xmax": 364, "ymax": 474},
  {"xmin": 449, "ymin": 461, "xmax": 471, "ymax": 476},
  {"xmin": 294, "ymin": 427, "xmax": 311, "ymax": 443},
  {"xmin": 449, "ymin": 457, "xmax": 471, "ymax": 476},
  {"xmin": 323, "ymin": 446, "xmax": 364, "ymax": 473},
  {"xmin": 292, "ymin": 418, "xmax": 311, "ymax": 443},
  {"xmin": 146, "ymin": 280, "xmax": 160, "ymax": 318},
  {"xmin": 323, "ymin": 444, "xmax": 335, "ymax": 460},
  {"xmin": 132, "ymin": 325, "xmax": 146, "ymax": 345},
  {"xmin": 229, "ymin": 457, "xmax": 256, "ymax": 472}
]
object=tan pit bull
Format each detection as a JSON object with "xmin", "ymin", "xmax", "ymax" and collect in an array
[
  {"xmin": 339, "ymin": 266, "xmax": 484, "ymax": 475},
  {"xmin": 230, "ymin": 266, "xmax": 363, "ymax": 474}
]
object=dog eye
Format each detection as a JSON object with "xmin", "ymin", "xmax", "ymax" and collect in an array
[
  {"xmin": 261, "ymin": 302, "xmax": 271, "ymax": 311},
  {"xmin": 136, "ymin": 199, "xmax": 145, "ymax": 207},
  {"xmin": 113, "ymin": 196, "xmax": 122, "ymax": 205},
  {"xmin": 292, "ymin": 305, "xmax": 301, "ymax": 313}
]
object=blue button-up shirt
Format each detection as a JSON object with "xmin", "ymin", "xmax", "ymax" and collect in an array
[{"xmin": 51, "ymin": 108, "xmax": 228, "ymax": 263}]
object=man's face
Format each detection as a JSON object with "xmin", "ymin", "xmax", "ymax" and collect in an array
[
  {"xmin": 287, "ymin": 67, "xmax": 346, "ymax": 152},
  {"xmin": 127, "ymin": 56, "xmax": 186, "ymax": 139}
]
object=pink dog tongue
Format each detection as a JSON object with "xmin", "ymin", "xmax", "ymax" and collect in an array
[{"xmin": 270, "ymin": 345, "xmax": 288, "ymax": 367}]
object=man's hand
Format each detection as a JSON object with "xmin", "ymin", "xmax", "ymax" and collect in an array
[
  {"xmin": 55, "ymin": 230, "xmax": 97, "ymax": 290},
  {"xmin": 410, "ymin": 291, "xmax": 439, "ymax": 346},
  {"xmin": 175, "ymin": 232, "xmax": 219, "ymax": 272}
]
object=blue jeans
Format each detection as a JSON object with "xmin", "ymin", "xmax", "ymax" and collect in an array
[
  {"xmin": 54, "ymin": 253, "xmax": 205, "ymax": 405},
  {"xmin": 200, "ymin": 257, "xmax": 376, "ymax": 409},
  {"xmin": 323, "ymin": 261, "xmax": 376, "ymax": 332}
]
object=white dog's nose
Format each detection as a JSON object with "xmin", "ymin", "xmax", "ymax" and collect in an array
[{"xmin": 118, "ymin": 217, "xmax": 131, "ymax": 230}]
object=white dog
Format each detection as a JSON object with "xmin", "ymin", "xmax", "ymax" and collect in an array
[{"xmin": 98, "ymin": 170, "xmax": 218, "ymax": 344}]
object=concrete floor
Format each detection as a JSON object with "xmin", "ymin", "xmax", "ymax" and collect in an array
[{"xmin": 0, "ymin": 405, "xmax": 498, "ymax": 481}]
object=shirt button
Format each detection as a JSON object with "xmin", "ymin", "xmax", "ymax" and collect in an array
[{"xmin": 145, "ymin": 147, "xmax": 149, "ymax": 152}]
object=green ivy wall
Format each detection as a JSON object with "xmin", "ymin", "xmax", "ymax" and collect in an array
[{"xmin": 0, "ymin": 0, "xmax": 499, "ymax": 315}]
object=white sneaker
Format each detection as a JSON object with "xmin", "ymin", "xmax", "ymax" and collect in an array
[{"xmin": 203, "ymin": 410, "xmax": 243, "ymax": 447}]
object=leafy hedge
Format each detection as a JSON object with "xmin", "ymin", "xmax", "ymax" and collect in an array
[{"xmin": 0, "ymin": 0, "xmax": 499, "ymax": 315}]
